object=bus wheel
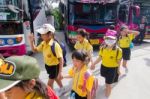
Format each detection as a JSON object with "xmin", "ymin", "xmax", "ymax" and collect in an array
[{"xmin": 26, "ymin": 51, "xmax": 34, "ymax": 56}]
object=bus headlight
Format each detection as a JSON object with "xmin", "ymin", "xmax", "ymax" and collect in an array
[
  {"xmin": 0, "ymin": 39, "xmax": 5, "ymax": 45},
  {"xmin": 7, "ymin": 39, "xmax": 14, "ymax": 45}
]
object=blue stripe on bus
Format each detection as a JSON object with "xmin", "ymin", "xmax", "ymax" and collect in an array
[
  {"xmin": 79, "ymin": 25, "xmax": 106, "ymax": 30},
  {"xmin": 0, "ymin": 38, "xmax": 17, "ymax": 45}
]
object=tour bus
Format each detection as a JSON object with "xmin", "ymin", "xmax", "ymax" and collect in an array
[
  {"xmin": 0, "ymin": 0, "xmax": 50, "ymax": 57},
  {"xmin": 59, "ymin": 0, "xmax": 140, "ymax": 47}
]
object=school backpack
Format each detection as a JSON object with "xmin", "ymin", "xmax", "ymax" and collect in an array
[
  {"xmin": 51, "ymin": 40, "xmax": 67, "ymax": 66},
  {"xmin": 82, "ymin": 71, "xmax": 98, "ymax": 99},
  {"xmin": 47, "ymin": 86, "xmax": 59, "ymax": 99}
]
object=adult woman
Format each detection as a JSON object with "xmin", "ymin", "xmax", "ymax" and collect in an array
[
  {"xmin": 135, "ymin": 16, "xmax": 147, "ymax": 44},
  {"xmin": 0, "ymin": 55, "xmax": 58, "ymax": 99}
]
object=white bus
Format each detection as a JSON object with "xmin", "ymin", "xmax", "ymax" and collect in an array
[{"xmin": 0, "ymin": 0, "xmax": 52, "ymax": 57}]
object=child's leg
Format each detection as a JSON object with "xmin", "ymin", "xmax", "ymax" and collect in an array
[
  {"xmin": 122, "ymin": 59, "xmax": 128, "ymax": 68},
  {"xmin": 55, "ymin": 78, "xmax": 63, "ymax": 88},
  {"xmin": 105, "ymin": 84, "xmax": 112, "ymax": 97},
  {"xmin": 48, "ymin": 79, "xmax": 55, "ymax": 89},
  {"xmin": 122, "ymin": 59, "xmax": 128, "ymax": 73}
]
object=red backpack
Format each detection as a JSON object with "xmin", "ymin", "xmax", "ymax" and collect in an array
[
  {"xmin": 47, "ymin": 86, "xmax": 59, "ymax": 99},
  {"xmin": 82, "ymin": 71, "xmax": 98, "ymax": 99}
]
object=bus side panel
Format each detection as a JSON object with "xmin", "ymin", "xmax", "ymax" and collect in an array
[{"xmin": 0, "ymin": 44, "xmax": 26, "ymax": 57}]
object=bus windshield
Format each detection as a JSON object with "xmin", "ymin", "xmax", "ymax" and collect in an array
[
  {"xmin": 68, "ymin": 2, "xmax": 117, "ymax": 25},
  {"xmin": 0, "ymin": 23, "xmax": 23, "ymax": 35},
  {"xmin": 0, "ymin": 0, "xmax": 22, "ymax": 21},
  {"xmin": 141, "ymin": 6, "xmax": 150, "ymax": 24}
]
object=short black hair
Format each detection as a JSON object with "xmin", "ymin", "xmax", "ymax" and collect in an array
[
  {"xmin": 77, "ymin": 29, "xmax": 88, "ymax": 38},
  {"xmin": 120, "ymin": 25, "xmax": 128, "ymax": 31},
  {"xmin": 72, "ymin": 51, "xmax": 86, "ymax": 62}
]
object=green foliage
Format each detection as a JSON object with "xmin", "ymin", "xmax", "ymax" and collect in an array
[{"xmin": 51, "ymin": 8, "xmax": 63, "ymax": 30}]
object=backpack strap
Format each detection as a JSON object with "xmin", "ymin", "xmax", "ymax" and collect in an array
[
  {"xmin": 82, "ymin": 71, "xmax": 98, "ymax": 99},
  {"xmin": 116, "ymin": 48, "xmax": 119, "ymax": 60},
  {"xmin": 91, "ymin": 77, "xmax": 98, "ymax": 98},
  {"xmin": 51, "ymin": 41, "xmax": 56, "ymax": 57},
  {"xmin": 82, "ymin": 71, "xmax": 90, "ymax": 92}
]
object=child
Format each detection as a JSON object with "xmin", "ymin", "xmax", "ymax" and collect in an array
[
  {"xmin": 105, "ymin": 25, "xmax": 117, "ymax": 37},
  {"xmin": 0, "ymin": 93, "xmax": 6, "ymax": 99},
  {"xmin": 90, "ymin": 36, "xmax": 122, "ymax": 99},
  {"xmin": 28, "ymin": 24, "xmax": 65, "ymax": 95},
  {"xmin": 74, "ymin": 29, "xmax": 93, "ymax": 65},
  {"xmin": 0, "ymin": 55, "xmax": 58, "ymax": 99},
  {"xmin": 29, "ymin": 24, "xmax": 63, "ymax": 88},
  {"xmin": 62, "ymin": 51, "xmax": 94, "ymax": 99},
  {"xmin": 118, "ymin": 25, "xmax": 139, "ymax": 73}
]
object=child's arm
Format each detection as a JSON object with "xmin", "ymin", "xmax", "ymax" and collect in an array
[
  {"xmin": 128, "ymin": 30, "xmax": 140, "ymax": 37},
  {"xmin": 87, "ymin": 50, "xmax": 93, "ymax": 64},
  {"xmin": 62, "ymin": 67, "xmax": 75, "ymax": 79},
  {"xmin": 117, "ymin": 59, "xmax": 122, "ymax": 75},
  {"xmin": 90, "ymin": 56, "xmax": 101, "ymax": 70},
  {"xmin": 87, "ymin": 91, "xmax": 92, "ymax": 99},
  {"xmin": 62, "ymin": 74, "xmax": 72, "ymax": 80}
]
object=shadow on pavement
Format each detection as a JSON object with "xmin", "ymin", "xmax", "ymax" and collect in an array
[
  {"xmin": 95, "ymin": 85, "xmax": 105, "ymax": 99},
  {"xmin": 118, "ymin": 74, "xmax": 127, "ymax": 81},
  {"xmin": 144, "ymin": 58, "xmax": 150, "ymax": 66}
]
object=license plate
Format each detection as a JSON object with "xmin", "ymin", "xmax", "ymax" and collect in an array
[
  {"xmin": 90, "ymin": 39, "xmax": 99, "ymax": 45},
  {"xmin": 145, "ymin": 34, "xmax": 150, "ymax": 39}
]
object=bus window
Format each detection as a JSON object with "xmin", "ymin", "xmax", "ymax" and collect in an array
[
  {"xmin": 0, "ymin": 23, "xmax": 22, "ymax": 35},
  {"xmin": 104, "ymin": 4, "xmax": 117, "ymax": 21},
  {"xmin": 119, "ymin": 5, "xmax": 128, "ymax": 23},
  {"xmin": 0, "ymin": 0, "xmax": 21, "ymax": 21}
]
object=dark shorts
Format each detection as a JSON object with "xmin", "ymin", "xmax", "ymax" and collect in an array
[
  {"xmin": 100, "ymin": 64, "xmax": 119, "ymax": 84},
  {"xmin": 70, "ymin": 90, "xmax": 87, "ymax": 99},
  {"xmin": 45, "ymin": 64, "xmax": 59, "ymax": 79},
  {"xmin": 121, "ymin": 48, "xmax": 131, "ymax": 60}
]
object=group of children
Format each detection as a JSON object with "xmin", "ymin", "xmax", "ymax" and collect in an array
[
  {"xmin": 65, "ymin": 25, "xmax": 139, "ymax": 99},
  {"xmin": 28, "ymin": 24, "xmax": 139, "ymax": 99},
  {"xmin": 0, "ymin": 23, "xmax": 140, "ymax": 99},
  {"xmin": 63, "ymin": 24, "xmax": 139, "ymax": 99}
]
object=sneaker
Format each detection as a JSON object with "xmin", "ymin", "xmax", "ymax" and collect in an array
[{"xmin": 56, "ymin": 87, "xmax": 70, "ymax": 96}]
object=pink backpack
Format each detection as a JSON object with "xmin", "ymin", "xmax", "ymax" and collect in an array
[{"xmin": 82, "ymin": 71, "xmax": 98, "ymax": 99}]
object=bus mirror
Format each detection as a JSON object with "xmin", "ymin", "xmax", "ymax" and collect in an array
[{"xmin": 7, "ymin": 4, "xmax": 23, "ymax": 13}]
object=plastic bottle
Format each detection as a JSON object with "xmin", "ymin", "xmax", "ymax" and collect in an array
[{"xmin": 69, "ymin": 92, "xmax": 75, "ymax": 99}]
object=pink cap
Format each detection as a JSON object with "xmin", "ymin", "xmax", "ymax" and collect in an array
[{"xmin": 105, "ymin": 29, "xmax": 117, "ymax": 37}]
